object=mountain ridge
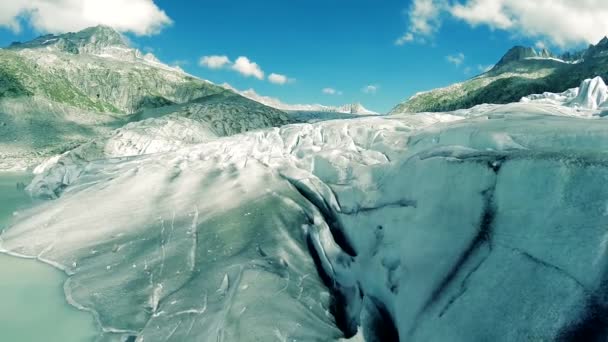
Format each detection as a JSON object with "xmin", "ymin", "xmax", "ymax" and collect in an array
[
  {"xmin": 0, "ymin": 26, "xmax": 226, "ymax": 114},
  {"xmin": 8, "ymin": 25, "xmax": 129, "ymax": 55},
  {"xmin": 221, "ymin": 84, "xmax": 378, "ymax": 115},
  {"xmin": 390, "ymin": 36, "xmax": 608, "ymax": 114}
]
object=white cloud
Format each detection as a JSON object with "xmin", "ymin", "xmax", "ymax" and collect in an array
[
  {"xmin": 396, "ymin": 0, "xmax": 608, "ymax": 47},
  {"xmin": 395, "ymin": 0, "xmax": 447, "ymax": 44},
  {"xmin": 323, "ymin": 88, "xmax": 342, "ymax": 95},
  {"xmin": 453, "ymin": 0, "xmax": 608, "ymax": 47},
  {"xmin": 446, "ymin": 53, "xmax": 465, "ymax": 66},
  {"xmin": 0, "ymin": 0, "xmax": 171, "ymax": 35},
  {"xmin": 395, "ymin": 32, "xmax": 414, "ymax": 45},
  {"xmin": 200, "ymin": 55, "xmax": 284, "ymax": 83},
  {"xmin": 232, "ymin": 56, "xmax": 265, "ymax": 80},
  {"xmin": 268, "ymin": 73, "xmax": 294, "ymax": 85},
  {"xmin": 199, "ymin": 55, "xmax": 231, "ymax": 69},
  {"xmin": 362, "ymin": 85, "xmax": 379, "ymax": 94},
  {"xmin": 450, "ymin": 0, "xmax": 512, "ymax": 30}
]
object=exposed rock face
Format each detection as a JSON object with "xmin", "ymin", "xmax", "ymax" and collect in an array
[
  {"xmin": 584, "ymin": 36, "xmax": 608, "ymax": 59},
  {"xmin": 493, "ymin": 46, "xmax": 548, "ymax": 69},
  {"xmin": 2, "ymin": 25, "xmax": 225, "ymax": 114},
  {"xmin": 9, "ymin": 25, "xmax": 129, "ymax": 55}
]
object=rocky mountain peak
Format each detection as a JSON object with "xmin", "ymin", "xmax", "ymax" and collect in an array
[
  {"xmin": 493, "ymin": 46, "xmax": 555, "ymax": 69},
  {"xmin": 74, "ymin": 25, "xmax": 127, "ymax": 47},
  {"xmin": 584, "ymin": 36, "xmax": 608, "ymax": 59},
  {"xmin": 538, "ymin": 48, "xmax": 553, "ymax": 58},
  {"xmin": 497, "ymin": 46, "xmax": 538, "ymax": 62},
  {"xmin": 8, "ymin": 25, "xmax": 128, "ymax": 54}
]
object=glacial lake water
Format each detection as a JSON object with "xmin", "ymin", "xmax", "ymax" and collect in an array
[{"xmin": 0, "ymin": 172, "xmax": 99, "ymax": 342}]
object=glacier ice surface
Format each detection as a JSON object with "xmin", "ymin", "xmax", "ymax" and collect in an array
[{"xmin": 3, "ymin": 100, "xmax": 608, "ymax": 341}]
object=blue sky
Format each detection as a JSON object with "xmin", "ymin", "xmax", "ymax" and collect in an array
[{"xmin": 0, "ymin": 0, "xmax": 604, "ymax": 113}]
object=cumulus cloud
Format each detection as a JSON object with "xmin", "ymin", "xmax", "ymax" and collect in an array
[
  {"xmin": 395, "ymin": 0, "xmax": 446, "ymax": 44},
  {"xmin": 449, "ymin": 0, "xmax": 608, "ymax": 46},
  {"xmin": 446, "ymin": 53, "xmax": 465, "ymax": 66},
  {"xmin": 450, "ymin": 0, "xmax": 512, "ymax": 30},
  {"xmin": 232, "ymin": 56, "xmax": 265, "ymax": 80},
  {"xmin": 323, "ymin": 88, "xmax": 342, "ymax": 95},
  {"xmin": 199, "ymin": 55, "xmax": 231, "ymax": 69},
  {"xmin": 0, "ymin": 0, "xmax": 171, "ymax": 35},
  {"xmin": 362, "ymin": 85, "xmax": 379, "ymax": 94},
  {"xmin": 268, "ymin": 73, "xmax": 294, "ymax": 85},
  {"xmin": 395, "ymin": 32, "xmax": 414, "ymax": 45},
  {"xmin": 396, "ymin": 0, "xmax": 608, "ymax": 47},
  {"xmin": 200, "ymin": 55, "xmax": 289, "ymax": 83}
]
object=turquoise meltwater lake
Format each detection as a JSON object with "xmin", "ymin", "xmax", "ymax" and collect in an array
[{"xmin": 0, "ymin": 172, "xmax": 100, "ymax": 342}]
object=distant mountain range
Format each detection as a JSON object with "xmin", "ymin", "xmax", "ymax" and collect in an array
[
  {"xmin": 390, "ymin": 37, "xmax": 608, "ymax": 114},
  {"xmin": 221, "ymin": 84, "xmax": 377, "ymax": 115}
]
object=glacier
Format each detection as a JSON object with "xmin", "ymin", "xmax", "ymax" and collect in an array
[
  {"xmin": 521, "ymin": 76, "xmax": 608, "ymax": 114},
  {"xmin": 4, "ymin": 79, "xmax": 608, "ymax": 341}
]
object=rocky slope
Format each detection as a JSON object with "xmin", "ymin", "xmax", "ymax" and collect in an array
[
  {"xmin": 2, "ymin": 25, "xmax": 225, "ymax": 114},
  {"xmin": 0, "ymin": 26, "xmax": 292, "ymax": 171},
  {"xmin": 390, "ymin": 38, "xmax": 608, "ymax": 114},
  {"xmin": 29, "ymin": 92, "xmax": 291, "ymax": 191}
]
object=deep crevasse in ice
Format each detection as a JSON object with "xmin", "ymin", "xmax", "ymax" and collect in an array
[{"xmin": 3, "ymin": 103, "xmax": 608, "ymax": 341}]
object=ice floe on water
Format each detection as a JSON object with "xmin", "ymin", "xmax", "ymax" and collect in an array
[{"xmin": 3, "ymin": 89, "xmax": 608, "ymax": 340}]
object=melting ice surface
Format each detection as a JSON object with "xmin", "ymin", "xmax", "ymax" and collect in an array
[
  {"xmin": 0, "ymin": 173, "xmax": 98, "ymax": 342},
  {"xmin": 5, "ymin": 87, "xmax": 608, "ymax": 341}
]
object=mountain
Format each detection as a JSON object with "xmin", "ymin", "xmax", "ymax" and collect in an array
[
  {"xmin": 493, "ymin": 46, "xmax": 556, "ymax": 67},
  {"xmin": 390, "ymin": 37, "xmax": 608, "ymax": 114},
  {"xmin": 8, "ymin": 25, "xmax": 130, "ymax": 55},
  {"xmin": 221, "ymin": 84, "xmax": 378, "ymax": 115},
  {"xmin": 2, "ymin": 25, "xmax": 226, "ymax": 114},
  {"xmin": 0, "ymin": 26, "xmax": 291, "ymax": 171}
]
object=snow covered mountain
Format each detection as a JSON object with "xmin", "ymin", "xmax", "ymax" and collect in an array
[
  {"xmin": 222, "ymin": 84, "xmax": 378, "ymax": 115},
  {"xmin": 390, "ymin": 37, "xmax": 608, "ymax": 114}
]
